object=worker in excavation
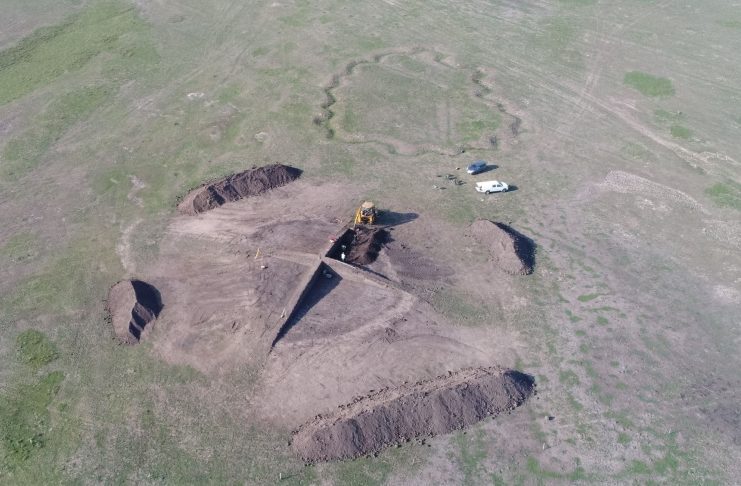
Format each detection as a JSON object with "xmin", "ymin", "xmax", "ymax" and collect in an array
[{"xmin": 341, "ymin": 252, "xmax": 346, "ymax": 262}]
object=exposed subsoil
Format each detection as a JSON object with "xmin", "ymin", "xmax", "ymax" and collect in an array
[
  {"xmin": 177, "ymin": 164, "xmax": 302, "ymax": 214},
  {"xmin": 291, "ymin": 366, "xmax": 535, "ymax": 463},
  {"xmin": 382, "ymin": 241, "xmax": 455, "ymax": 281},
  {"xmin": 106, "ymin": 280, "xmax": 162, "ymax": 344},
  {"xmin": 329, "ymin": 226, "xmax": 390, "ymax": 265},
  {"xmin": 470, "ymin": 220, "xmax": 535, "ymax": 275}
]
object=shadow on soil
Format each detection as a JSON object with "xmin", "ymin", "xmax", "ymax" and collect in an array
[
  {"xmin": 379, "ymin": 211, "xmax": 418, "ymax": 226},
  {"xmin": 475, "ymin": 164, "xmax": 498, "ymax": 174},
  {"xmin": 272, "ymin": 265, "xmax": 342, "ymax": 343},
  {"xmin": 495, "ymin": 222, "xmax": 535, "ymax": 272}
]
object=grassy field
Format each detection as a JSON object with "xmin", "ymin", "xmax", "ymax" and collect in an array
[{"xmin": 1, "ymin": 0, "xmax": 740, "ymax": 484}]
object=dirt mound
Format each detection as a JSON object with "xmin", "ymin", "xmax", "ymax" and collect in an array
[
  {"xmin": 177, "ymin": 164, "xmax": 302, "ymax": 214},
  {"xmin": 106, "ymin": 280, "xmax": 162, "ymax": 344},
  {"xmin": 470, "ymin": 220, "xmax": 535, "ymax": 275},
  {"xmin": 291, "ymin": 367, "xmax": 535, "ymax": 463},
  {"xmin": 329, "ymin": 227, "xmax": 390, "ymax": 265}
]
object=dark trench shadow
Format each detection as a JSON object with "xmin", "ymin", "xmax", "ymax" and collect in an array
[
  {"xmin": 272, "ymin": 264, "xmax": 342, "ymax": 344},
  {"xmin": 131, "ymin": 280, "xmax": 163, "ymax": 316},
  {"xmin": 494, "ymin": 222, "xmax": 535, "ymax": 272}
]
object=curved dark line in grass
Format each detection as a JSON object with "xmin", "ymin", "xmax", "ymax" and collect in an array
[{"xmin": 314, "ymin": 47, "xmax": 514, "ymax": 156}]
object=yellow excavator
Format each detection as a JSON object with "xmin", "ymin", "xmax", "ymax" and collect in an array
[{"xmin": 354, "ymin": 201, "xmax": 376, "ymax": 225}]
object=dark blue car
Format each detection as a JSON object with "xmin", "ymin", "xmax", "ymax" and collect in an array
[{"xmin": 466, "ymin": 160, "xmax": 487, "ymax": 175}]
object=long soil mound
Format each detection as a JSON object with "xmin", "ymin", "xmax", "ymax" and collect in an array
[
  {"xmin": 292, "ymin": 367, "xmax": 535, "ymax": 463},
  {"xmin": 177, "ymin": 164, "xmax": 302, "ymax": 214},
  {"xmin": 329, "ymin": 227, "xmax": 389, "ymax": 265},
  {"xmin": 106, "ymin": 280, "xmax": 162, "ymax": 344},
  {"xmin": 470, "ymin": 220, "xmax": 535, "ymax": 275}
]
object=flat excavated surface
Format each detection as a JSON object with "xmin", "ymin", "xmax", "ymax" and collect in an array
[{"xmin": 147, "ymin": 181, "xmax": 355, "ymax": 373}]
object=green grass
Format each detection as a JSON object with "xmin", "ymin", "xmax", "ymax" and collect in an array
[
  {"xmin": 0, "ymin": 0, "xmax": 157, "ymax": 180},
  {"xmin": 526, "ymin": 457, "xmax": 588, "ymax": 482},
  {"xmin": 718, "ymin": 19, "xmax": 741, "ymax": 29},
  {"xmin": 332, "ymin": 53, "xmax": 498, "ymax": 150},
  {"xmin": 0, "ymin": 371, "xmax": 65, "ymax": 469},
  {"xmin": 455, "ymin": 430, "xmax": 488, "ymax": 485},
  {"xmin": 0, "ymin": 233, "xmax": 40, "ymax": 263},
  {"xmin": 16, "ymin": 330, "xmax": 58, "ymax": 371},
  {"xmin": 0, "ymin": 1, "xmax": 155, "ymax": 106},
  {"xmin": 577, "ymin": 293, "xmax": 601, "ymax": 302},
  {"xmin": 654, "ymin": 109, "xmax": 683, "ymax": 123},
  {"xmin": 2, "ymin": 86, "xmax": 111, "ymax": 179},
  {"xmin": 669, "ymin": 124, "xmax": 692, "ymax": 139},
  {"xmin": 617, "ymin": 433, "xmax": 631, "ymax": 445},
  {"xmin": 431, "ymin": 289, "xmax": 489, "ymax": 324},
  {"xmin": 624, "ymin": 71, "xmax": 675, "ymax": 97},
  {"xmin": 566, "ymin": 392, "xmax": 584, "ymax": 412},
  {"xmin": 332, "ymin": 453, "xmax": 393, "ymax": 485},
  {"xmin": 627, "ymin": 460, "xmax": 651, "ymax": 474},
  {"xmin": 559, "ymin": 369, "xmax": 580, "ymax": 386},
  {"xmin": 705, "ymin": 181, "xmax": 741, "ymax": 210},
  {"xmin": 1, "ymin": 235, "xmax": 121, "ymax": 320}
]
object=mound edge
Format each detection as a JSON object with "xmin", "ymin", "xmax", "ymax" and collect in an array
[
  {"xmin": 291, "ymin": 366, "xmax": 535, "ymax": 463},
  {"xmin": 470, "ymin": 220, "xmax": 535, "ymax": 275},
  {"xmin": 177, "ymin": 164, "xmax": 302, "ymax": 214}
]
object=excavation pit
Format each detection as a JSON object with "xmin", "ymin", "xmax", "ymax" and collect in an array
[{"xmin": 327, "ymin": 226, "xmax": 390, "ymax": 266}]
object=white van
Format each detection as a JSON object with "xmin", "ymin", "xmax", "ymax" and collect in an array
[{"xmin": 475, "ymin": 180, "xmax": 509, "ymax": 194}]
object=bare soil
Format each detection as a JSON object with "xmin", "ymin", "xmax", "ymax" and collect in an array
[
  {"xmin": 177, "ymin": 164, "xmax": 302, "ymax": 215},
  {"xmin": 291, "ymin": 367, "xmax": 535, "ymax": 463},
  {"xmin": 149, "ymin": 182, "xmax": 356, "ymax": 373},
  {"xmin": 470, "ymin": 220, "xmax": 535, "ymax": 275},
  {"xmin": 105, "ymin": 280, "xmax": 162, "ymax": 344}
]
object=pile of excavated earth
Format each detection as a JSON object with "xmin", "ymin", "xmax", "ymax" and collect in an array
[
  {"xmin": 108, "ymin": 164, "xmax": 540, "ymax": 462},
  {"xmin": 292, "ymin": 367, "xmax": 535, "ymax": 463},
  {"xmin": 177, "ymin": 164, "xmax": 302, "ymax": 214},
  {"xmin": 106, "ymin": 280, "xmax": 162, "ymax": 344},
  {"xmin": 470, "ymin": 219, "xmax": 536, "ymax": 275}
]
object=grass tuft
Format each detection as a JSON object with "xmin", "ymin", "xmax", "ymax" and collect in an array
[
  {"xmin": 669, "ymin": 125, "xmax": 691, "ymax": 139},
  {"xmin": 705, "ymin": 181, "xmax": 741, "ymax": 210},
  {"xmin": 624, "ymin": 71, "xmax": 675, "ymax": 97},
  {"xmin": 0, "ymin": 371, "xmax": 65, "ymax": 468},
  {"xmin": 16, "ymin": 330, "xmax": 58, "ymax": 370}
]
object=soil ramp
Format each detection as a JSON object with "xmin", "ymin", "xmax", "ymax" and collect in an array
[
  {"xmin": 291, "ymin": 367, "xmax": 535, "ymax": 463},
  {"xmin": 178, "ymin": 164, "xmax": 302, "ymax": 214},
  {"xmin": 106, "ymin": 280, "xmax": 162, "ymax": 344},
  {"xmin": 470, "ymin": 220, "xmax": 535, "ymax": 275}
]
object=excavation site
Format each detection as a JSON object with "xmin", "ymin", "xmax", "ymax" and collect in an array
[{"xmin": 112, "ymin": 166, "xmax": 537, "ymax": 462}]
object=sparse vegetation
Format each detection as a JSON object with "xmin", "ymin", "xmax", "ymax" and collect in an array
[
  {"xmin": 624, "ymin": 71, "xmax": 675, "ymax": 97},
  {"xmin": 16, "ymin": 330, "xmax": 57, "ymax": 370},
  {"xmin": 705, "ymin": 181, "xmax": 741, "ymax": 210},
  {"xmin": 670, "ymin": 124, "xmax": 691, "ymax": 139},
  {"xmin": 0, "ymin": 371, "xmax": 65, "ymax": 468},
  {"xmin": 0, "ymin": 2, "xmax": 156, "ymax": 106}
]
